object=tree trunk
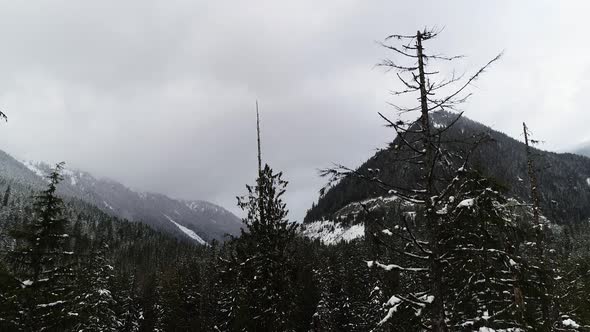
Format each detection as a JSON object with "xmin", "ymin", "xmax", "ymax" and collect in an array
[{"xmin": 416, "ymin": 30, "xmax": 447, "ymax": 332}]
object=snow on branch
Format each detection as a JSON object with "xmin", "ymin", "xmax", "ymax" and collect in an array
[{"xmin": 366, "ymin": 260, "xmax": 427, "ymax": 272}]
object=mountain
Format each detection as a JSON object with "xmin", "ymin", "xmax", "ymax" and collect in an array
[
  {"xmin": 0, "ymin": 149, "xmax": 241, "ymax": 243},
  {"xmin": 305, "ymin": 112, "xmax": 590, "ymax": 229},
  {"xmin": 573, "ymin": 142, "xmax": 590, "ymax": 158}
]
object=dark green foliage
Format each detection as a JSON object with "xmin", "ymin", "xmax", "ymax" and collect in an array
[
  {"xmin": 6, "ymin": 162, "xmax": 77, "ymax": 331},
  {"xmin": 3, "ymin": 109, "xmax": 590, "ymax": 331},
  {"xmin": 440, "ymin": 173, "xmax": 523, "ymax": 330},
  {"xmin": 3, "ymin": 185, "xmax": 10, "ymax": 207},
  {"xmin": 72, "ymin": 243, "xmax": 118, "ymax": 331},
  {"xmin": 223, "ymin": 164, "xmax": 299, "ymax": 331},
  {"xmin": 0, "ymin": 159, "xmax": 589, "ymax": 330}
]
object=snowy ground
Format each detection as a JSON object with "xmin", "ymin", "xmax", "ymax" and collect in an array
[
  {"xmin": 163, "ymin": 214, "xmax": 208, "ymax": 245},
  {"xmin": 301, "ymin": 220, "xmax": 364, "ymax": 245}
]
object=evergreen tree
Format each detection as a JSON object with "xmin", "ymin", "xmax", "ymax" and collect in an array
[
  {"xmin": 72, "ymin": 243, "xmax": 119, "ymax": 331},
  {"xmin": 234, "ymin": 164, "xmax": 298, "ymax": 331},
  {"xmin": 7, "ymin": 162, "xmax": 76, "ymax": 330},
  {"xmin": 363, "ymin": 282, "xmax": 386, "ymax": 332},
  {"xmin": 3, "ymin": 185, "xmax": 11, "ymax": 207},
  {"xmin": 114, "ymin": 271, "xmax": 142, "ymax": 332},
  {"xmin": 227, "ymin": 105, "xmax": 299, "ymax": 331},
  {"xmin": 440, "ymin": 173, "xmax": 523, "ymax": 330},
  {"xmin": 216, "ymin": 251, "xmax": 242, "ymax": 331}
]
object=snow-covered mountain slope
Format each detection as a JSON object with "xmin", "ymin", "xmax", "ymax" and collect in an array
[
  {"xmin": 301, "ymin": 193, "xmax": 414, "ymax": 245},
  {"xmin": 163, "ymin": 214, "xmax": 208, "ymax": 245},
  {"xmin": 0, "ymin": 151, "xmax": 242, "ymax": 244},
  {"xmin": 302, "ymin": 191, "xmax": 558, "ymax": 246},
  {"xmin": 306, "ymin": 112, "xmax": 590, "ymax": 226},
  {"xmin": 301, "ymin": 220, "xmax": 364, "ymax": 245}
]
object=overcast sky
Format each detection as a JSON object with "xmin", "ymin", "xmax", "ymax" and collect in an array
[{"xmin": 0, "ymin": 1, "xmax": 588, "ymax": 221}]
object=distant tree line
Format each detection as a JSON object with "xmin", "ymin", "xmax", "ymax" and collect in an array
[{"xmin": 1, "ymin": 29, "xmax": 590, "ymax": 332}]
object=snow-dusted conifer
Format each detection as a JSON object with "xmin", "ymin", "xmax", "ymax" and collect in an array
[
  {"xmin": 230, "ymin": 104, "xmax": 299, "ymax": 331},
  {"xmin": 72, "ymin": 243, "xmax": 118, "ymax": 331},
  {"xmin": 7, "ymin": 162, "xmax": 76, "ymax": 330}
]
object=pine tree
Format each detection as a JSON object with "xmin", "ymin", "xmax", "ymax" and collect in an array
[
  {"xmin": 440, "ymin": 172, "xmax": 523, "ymax": 330},
  {"xmin": 215, "ymin": 251, "xmax": 242, "ymax": 331},
  {"xmin": 230, "ymin": 104, "xmax": 299, "ymax": 331},
  {"xmin": 114, "ymin": 271, "xmax": 142, "ymax": 332},
  {"xmin": 0, "ymin": 260, "xmax": 21, "ymax": 330},
  {"xmin": 72, "ymin": 243, "xmax": 119, "ymax": 331},
  {"xmin": 310, "ymin": 264, "xmax": 339, "ymax": 332},
  {"xmin": 363, "ymin": 282, "xmax": 386, "ymax": 332},
  {"xmin": 7, "ymin": 162, "xmax": 77, "ymax": 331},
  {"xmin": 3, "ymin": 185, "xmax": 11, "ymax": 207},
  {"xmin": 519, "ymin": 123, "xmax": 586, "ymax": 331},
  {"xmin": 234, "ymin": 164, "xmax": 298, "ymax": 331}
]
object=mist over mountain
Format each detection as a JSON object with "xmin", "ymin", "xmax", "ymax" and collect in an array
[
  {"xmin": 573, "ymin": 143, "xmax": 590, "ymax": 159},
  {"xmin": 0, "ymin": 149, "xmax": 241, "ymax": 243},
  {"xmin": 3, "ymin": 2, "xmax": 590, "ymax": 329}
]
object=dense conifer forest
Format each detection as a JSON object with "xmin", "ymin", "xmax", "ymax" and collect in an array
[{"xmin": 2, "ymin": 28, "xmax": 590, "ymax": 332}]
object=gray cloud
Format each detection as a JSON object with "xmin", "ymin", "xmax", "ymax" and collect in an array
[{"xmin": 0, "ymin": 0, "xmax": 588, "ymax": 221}]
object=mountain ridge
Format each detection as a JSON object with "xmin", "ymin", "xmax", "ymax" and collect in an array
[
  {"xmin": 305, "ymin": 112, "xmax": 590, "ymax": 226},
  {"xmin": 0, "ymin": 150, "xmax": 242, "ymax": 243}
]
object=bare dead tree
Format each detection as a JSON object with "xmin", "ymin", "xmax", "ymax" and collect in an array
[
  {"xmin": 523, "ymin": 123, "xmax": 542, "ymax": 228},
  {"xmin": 321, "ymin": 28, "xmax": 503, "ymax": 331},
  {"xmin": 522, "ymin": 123, "xmax": 560, "ymax": 331},
  {"xmin": 256, "ymin": 101, "xmax": 265, "ymax": 226}
]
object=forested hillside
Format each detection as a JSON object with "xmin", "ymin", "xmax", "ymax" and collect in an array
[
  {"xmin": 0, "ymin": 151, "xmax": 242, "ymax": 243},
  {"xmin": 2, "ymin": 26, "xmax": 590, "ymax": 332},
  {"xmin": 305, "ymin": 111, "xmax": 590, "ymax": 226}
]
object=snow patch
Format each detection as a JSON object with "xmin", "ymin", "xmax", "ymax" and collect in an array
[
  {"xmin": 98, "ymin": 289, "xmax": 111, "ymax": 296},
  {"xmin": 163, "ymin": 215, "xmax": 208, "ymax": 245},
  {"xmin": 379, "ymin": 295, "xmax": 402, "ymax": 325},
  {"xmin": 457, "ymin": 198, "xmax": 475, "ymax": 208},
  {"xmin": 37, "ymin": 301, "xmax": 65, "ymax": 308},
  {"xmin": 21, "ymin": 160, "xmax": 46, "ymax": 179},
  {"xmin": 185, "ymin": 201, "xmax": 221, "ymax": 214},
  {"xmin": 302, "ymin": 220, "xmax": 364, "ymax": 245},
  {"xmin": 61, "ymin": 168, "xmax": 77, "ymax": 186},
  {"xmin": 433, "ymin": 121, "xmax": 445, "ymax": 129},
  {"xmin": 562, "ymin": 318, "xmax": 579, "ymax": 328},
  {"xmin": 103, "ymin": 201, "xmax": 114, "ymax": 211}
]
